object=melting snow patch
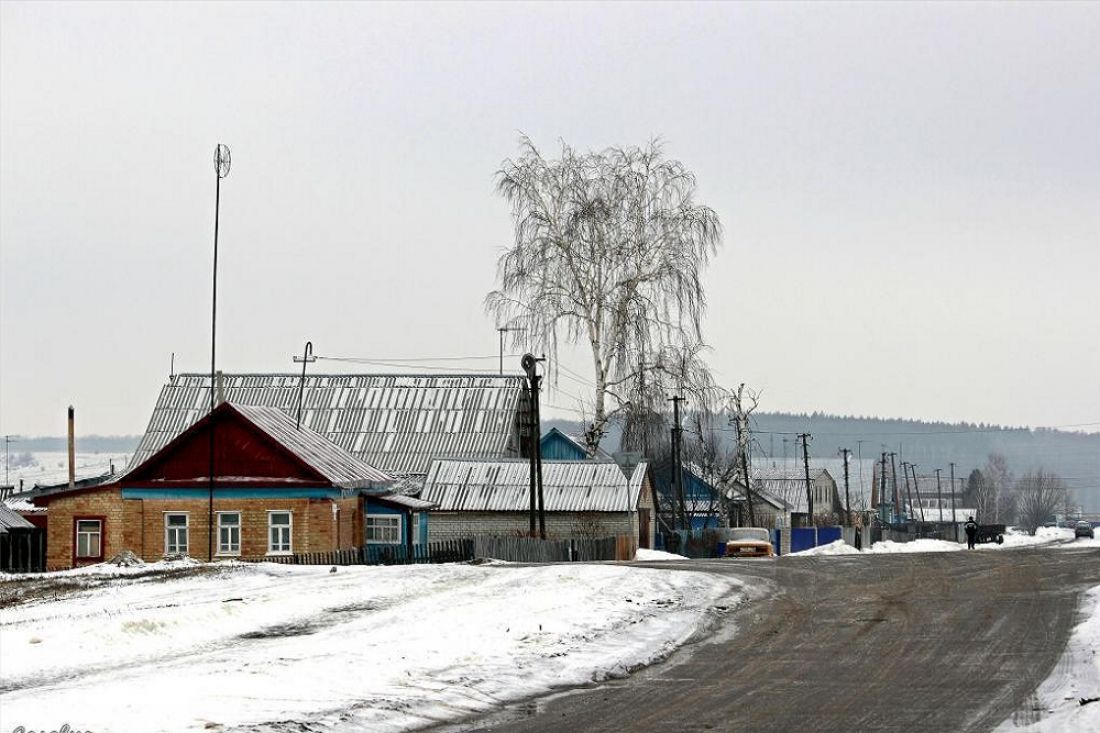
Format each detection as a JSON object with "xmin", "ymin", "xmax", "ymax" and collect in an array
[
  {"xmin": 790, "ymin": 540, "xmax": 862, "ymax": 556},
  {"xmin": 635, "ymin": 548, "xmax": 688, "ymax": 561}
]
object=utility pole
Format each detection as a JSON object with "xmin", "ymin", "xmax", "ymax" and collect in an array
[
  {"xmin": 879, "ymin": 452, "xmax": 888, "ymax": 523},
  {"xmin": 293, "ymin": 341, "xmax": 316, "ymax": 429},
  {"xmin": 522, "ymin": 354, "xmax": 546, "ymax": 539},
  {"xmin": 670, "ymin": 395, "xmax": 686, "ymax": 531},
  {"xmin": 840, "ymin": 448, "xmax": 852, "ymax": 526},
  {"xmin": 889, "ymin": 453, "xmax": 900, "ymax": 521},
  {"xmin": 801, "ymin": 433, "xmax": 813, "ymax": 523},
  {"xmin": 901, "ymin": 461, "xmax": 917, "ymax": 523},
  {"xmin": 909, "ymin": 463, "xmax": 926, "ymax": 523},
  {"xmin": 935, "ymin": 468, "xmax": 944, "ymax": 528},
  {"xmin": 3, "ymin": 435, "xmax": 16, "ymax": 488},
  {"xmin": 209, "ymin": 143, "xmax": 231, "ymax": 562},
  {"xmin": 950, "ymin": 462, "xmax": 958, "ymax": 541},
  {"xmin": 734, "ymin": 418, "xmax": 756, "ymax": 528}
]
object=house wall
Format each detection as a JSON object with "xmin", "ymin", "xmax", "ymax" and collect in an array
[
  {"xmin": 46, "ymin": 488, "xmax": 359, "ymax": 569},
  {"xmin": 45, "ymin": 487, "xmax": 127, "ymax": 570},
  {"xmin": 427, "ymin": 510, "xmax": 639, "ymax": 548}
]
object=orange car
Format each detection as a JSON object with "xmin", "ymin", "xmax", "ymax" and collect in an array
[{"xmin": 724, "ymin": 528, "xmax": 775, "ymax": 558}]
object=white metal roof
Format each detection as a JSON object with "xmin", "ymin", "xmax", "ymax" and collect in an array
[
  {"xmin": 0, "ymin": 503, "xmax": 35, "ymax": 532},
  {"xmin": 131, "ymin": 373, "xmax": 526, "ymax": 475},
  {"xmin": 421, "ymin": 459, "xmax": 648, "ymax": 513}
]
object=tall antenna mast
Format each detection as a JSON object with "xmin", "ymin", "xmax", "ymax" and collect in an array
[{"xmin": 209, "ymin": 143, "xmax": 231, "ymax": 562}]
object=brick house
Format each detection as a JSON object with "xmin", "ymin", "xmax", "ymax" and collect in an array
[
  {"xmin": 34, "ymin": 402, "xmax": 437, "ymax": 570},
  {"xmin": 419, "ymin": 458, "xmax": 656, "ymax": 551}
]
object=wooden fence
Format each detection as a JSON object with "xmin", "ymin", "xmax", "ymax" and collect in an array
[
  {"xmin": 255, "ymin": 539, "xmax": 474, "ymax": 567},
  {"xmin": 473, "ymin": 535, "xmax": 627, "ymax": 563},
  {"xmin": 0, "ymin": 528, "xmax": 47, "ymax": 573}
]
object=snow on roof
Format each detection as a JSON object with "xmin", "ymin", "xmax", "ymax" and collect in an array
[
  {"xmin": 130, "ymin": 373, "xmax": 526, "ymax": 475},
  {"xmin": 370, "ymin": 493, "xmax": 437, "ymax": 511},
  {"xmin": 422, "ymin": 459, "xmax": 648, "ymax": 513},
  {"xmin": 0, "ymin": 502, "xmax": 35, "ymax": 532},
  {"xmin": 2, "ymin": 497, "xmax": 46, "ymax": 514}
]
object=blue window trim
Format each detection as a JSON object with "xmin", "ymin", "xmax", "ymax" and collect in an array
[{"xmin": 121, "ymin": 487, "xmax": 341, "ymax": 500}]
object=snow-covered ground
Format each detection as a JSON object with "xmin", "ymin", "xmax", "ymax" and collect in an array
[
  {"xmin": 0, "ymin": 560, "xmax": 738, "ymax": 733},
  {"xmin": 994, "ymin": 585, "xmax": 1100, "ymax": 733},
  {"xmin": 790, "ymin": 527, "xmax": 1079, "ymax": 557}
]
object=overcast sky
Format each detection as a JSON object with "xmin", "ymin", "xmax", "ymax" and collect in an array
[{"xmin": 1, "ymin": 1, "xmax": 1097, "ymax": 438}]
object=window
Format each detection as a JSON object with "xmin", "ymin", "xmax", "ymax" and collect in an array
[
  {"xmin": 165, "ymin": 513, "xmax": 189, "ymax": 555},
  {"xmin": 75, "ymin": 519, "xmax": 102, "ymax": 559},
  {"xmin": 217, "ymin": 512, "xmax": 241, "ymax": 555},
  {"xmin": 268, "ymin": 511, "xmax": 292, "ymax": 554},
  {"xmin": 366, "ymin": 514, "xmax": 401, "ymax": 544},
  {"xmin": 411, "ymin": 513, "xmax": 421, "ymax": 545}
]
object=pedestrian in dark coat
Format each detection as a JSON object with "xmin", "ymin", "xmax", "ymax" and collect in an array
[{"xmin": 964, "ymin": 517, "xmax": 978, "ymax": 549}]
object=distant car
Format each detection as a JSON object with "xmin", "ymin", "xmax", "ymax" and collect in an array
[
  {"xmin": 724, "ymin": 528, "xmax": 775, "ymax": 558},
  {"xmin": 1075, "ymin": 521, "xmax": 1094, "ymax": 539}
]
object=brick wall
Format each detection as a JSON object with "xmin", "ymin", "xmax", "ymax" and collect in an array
[
  {"xmin": 46, "ymin": 489, "xmax": 360, "ymax": 568},
  {"xmin": 45, "ymin": 487, "xmax": 127, "ymax": 570}
]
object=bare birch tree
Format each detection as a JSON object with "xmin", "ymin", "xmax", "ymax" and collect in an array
[
  {"xmin": 487, "ymin": 137, "xmax": 722, "ymax": 454},
  {"xmin": 1015, "ymin": 469, "xmax": 1069, "ymax": 535},
  {"xmin": 729, "ymin": 384, "xmax": 760, "ymax": 527},
  {"xmin": 983, "ymin": 452, "xmax": 1014, "ymax": 524}
]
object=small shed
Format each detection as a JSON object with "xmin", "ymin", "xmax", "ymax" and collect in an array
[
  {"xmin": 1, "ymin": 502, "xmax": 45, "ymax": 572},
  {"xmin": 420, "ymin": 458, "xmax": 654, "ymax": 551}
]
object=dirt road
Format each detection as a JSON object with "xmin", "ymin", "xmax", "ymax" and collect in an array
[{"xmin": 443, "ymin": 545, "xmax": 1100, "ymax": 733}]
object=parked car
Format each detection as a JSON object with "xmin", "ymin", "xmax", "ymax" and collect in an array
[
  {"xmin": 724, "ymin": 528, "xmax": 775, "ymax": 558},
  {"xmin": 1075, "ymin": 521, "xmax": 1094, "ymax": 539}
]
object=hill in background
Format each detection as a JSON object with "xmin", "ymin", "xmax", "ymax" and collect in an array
[{"xmin": 546, "ymin": 413, "xmax": 1100, "ymax": 512}]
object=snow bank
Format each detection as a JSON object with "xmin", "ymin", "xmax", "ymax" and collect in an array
[
  {"xmin": 978, "ymin": 526, "xmax": 1075, "ymax": 550},
  {"xmin": 635, "ymin": 548, "xmax": 688, "ymax": 561},
  {"xmin": 869, "ymin": 538, "xmax": 962, "ymax": 553},
  {"xmin": 0, "ymin": 561, "xmax": 738, "ymax": 733},
  {"xmin": 790, "ymin": 540, "xmax": 861, "ymax": 557},
  {"xmin": 994, "ymin": 585, "xmax": 1100, "ymax": 732}
]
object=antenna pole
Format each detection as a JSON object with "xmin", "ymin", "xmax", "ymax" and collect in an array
[
  {"xmin": 209, "ymin": 144, "xmax": 230, "ymax": 562},
  {"xmin": 293, "ymin": 341, "xmax": 316, "ymax": 429}
]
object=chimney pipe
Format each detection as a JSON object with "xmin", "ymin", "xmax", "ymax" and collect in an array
[{"xmin": 68, "ymin": 405, "xmax": 76, "ymax": 489}]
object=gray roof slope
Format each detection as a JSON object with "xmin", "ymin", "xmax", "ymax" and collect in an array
[
  {"xmin": 232, "ymin": 405, "xmax": 392, "ymax": 488},
  {"xmin": 755, "ymin": 457, "xmax": 878, "ymax": 510},
  {"xmin": 0, "ymin": 503, "xmax": 35, "ymax": 532},
  {"xmin": 131, "ymin": 373, "xmax": 526, "ymax": 475},
  {"xmin": 422, "ymin": 459, "xmax": 648, "ymax": 513}
]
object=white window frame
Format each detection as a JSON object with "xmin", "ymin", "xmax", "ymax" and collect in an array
[
  {"xmin": 164, "ymin": 512, "xmax": 190, "ymax": 556},
  {"xmin": 411, "ymin": 512, "xmax": 421, "ymax": 545},
  {"xmin": 75, "ymin": 519, "xmax": 102, "ymax": 558},
  {"xmin": 216, "ymin": 511, "xmax": 241, "ymax": 556},
  {"xmin": 366, "ymin": 514, "xmax": 402, "ymax": 545},
  {"xmin": 267, "ymin": 511, "xmax": 293, "ymax": 555}
]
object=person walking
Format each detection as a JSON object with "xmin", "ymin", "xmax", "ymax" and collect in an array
[{"xmin": 964, "ymin": 516, "xmax": 978, "ymax": 550}]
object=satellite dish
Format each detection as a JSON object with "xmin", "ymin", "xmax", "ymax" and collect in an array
[
  {"xmin": 521, "ymin": 353, "xmax": 537, "ymax": 373},
  {"xmin": 214, "ymin": 144, "xmax": 231, "ymax": 179}
]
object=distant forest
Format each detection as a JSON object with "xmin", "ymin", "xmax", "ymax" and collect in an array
[{"xmin": 547, "ymin": 412, "xmax": 1100, "ymax": 512}]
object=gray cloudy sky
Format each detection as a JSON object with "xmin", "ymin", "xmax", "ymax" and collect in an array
[{"xmin": 1, "ymin": 1, "xmax": 1098, "ymax": 438}]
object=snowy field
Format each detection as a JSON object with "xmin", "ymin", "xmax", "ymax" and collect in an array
[
  {"xmin": 1, "ymin": 450, "xmax": 129, "ymax": 489},
  {"xmin": 0, "ymin": 560, "xmax": 739, "ymax": 733}
]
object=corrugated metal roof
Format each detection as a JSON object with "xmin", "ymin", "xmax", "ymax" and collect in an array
[
  {"xmin": 370, "ymin": 493, "xmax": 437, "ymax": 511},
  {"xmin": 0, "ymin": 503, "xmax": 35, "ymax": 532},
  {"xmin": 422, "ymin": 459, "xmax": 648, "ymax": 512},
  {"xmin": 130, "ymin": 373, "xmax": 526, "ymax": 475},
  {"xmin": 232, "ymin": 404, "xmax": 392, "ymax": 488}
]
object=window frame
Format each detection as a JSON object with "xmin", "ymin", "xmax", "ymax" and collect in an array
[
  {"xmin": 366, "ymin": 513, "xmax": 402, "ymax": 545},
  {"xmin": 73, "ymin": 516, "xmax": 105, "ymax": 562},
  {"xmin": 267, "ymin": 510, "xmax": 293, "ymax": 555},
  {"xmin": 216, "ymin": 510, "xmax": 242, "ymax": 557},
  {"xmin": 163, "ymin": 512, "xmax": 190, "ymax": 556}
]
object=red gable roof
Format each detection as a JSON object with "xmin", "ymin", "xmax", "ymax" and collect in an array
[{"xmin": 117, "ymin": 402, "xmax": 392, "ymax": 490}]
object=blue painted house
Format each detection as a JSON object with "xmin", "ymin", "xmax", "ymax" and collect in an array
[{"xmin": 539, "ymin": 427, "xmax": 609, "ymax": 460}]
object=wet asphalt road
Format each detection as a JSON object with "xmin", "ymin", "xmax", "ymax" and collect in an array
[{"xmin": 438, "ymin": 544, "xmax": 1100, "ymax": 733}]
